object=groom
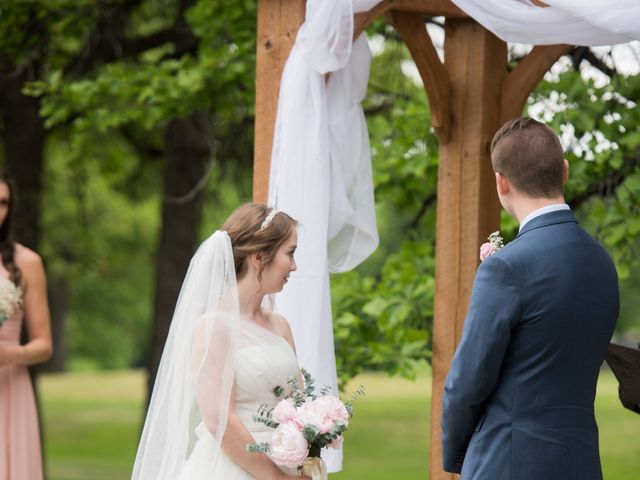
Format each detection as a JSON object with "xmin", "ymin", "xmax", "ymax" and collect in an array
[{"xmin": 441, "ymin": 117, "xmax": 619, "ymax": 479}]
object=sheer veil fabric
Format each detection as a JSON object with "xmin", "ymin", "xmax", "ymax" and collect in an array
[
  {"xmin": 267, "ymin": 0, "xmax": 382, "ymax": 471},
  {"xmin": 132, "ymin": 231, "xmax": 240, "ymax": 480}
]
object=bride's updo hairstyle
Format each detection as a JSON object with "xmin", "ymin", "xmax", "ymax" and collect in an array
[{"xmin": 221, "ymin": 203, "xmax": 297, "ymax": 281}]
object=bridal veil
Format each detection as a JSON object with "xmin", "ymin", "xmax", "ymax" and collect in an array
[{"xmin": 132, "ymin": 231, "xmax": 239, "ymax": 479}]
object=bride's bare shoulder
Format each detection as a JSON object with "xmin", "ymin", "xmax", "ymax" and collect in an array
[{"xmin": 266, "ymin": 311, "xmax": 296, "ymax": 351}]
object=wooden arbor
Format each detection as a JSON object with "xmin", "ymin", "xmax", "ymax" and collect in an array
[{"xmin": 253, "ymin": 1, "xmax": 571, "ymax": 478}]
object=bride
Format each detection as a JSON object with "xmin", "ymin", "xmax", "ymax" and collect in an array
[{"xmin": 132, "ymin": 203, "xmax": 310, "ymax": 480}]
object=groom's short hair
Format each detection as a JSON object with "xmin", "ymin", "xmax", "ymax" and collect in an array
[{"xmin": 490, "ymin": 117, "xmax": 565, "ymax": 198}]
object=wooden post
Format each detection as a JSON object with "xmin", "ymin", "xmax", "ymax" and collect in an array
[
  {"xmin": 429, "ymin": 19, "xmax": 506, "ymax": 480},
  {"xmin": 253, "ymin": 0, "xmax": 305, "ymax": 203}
]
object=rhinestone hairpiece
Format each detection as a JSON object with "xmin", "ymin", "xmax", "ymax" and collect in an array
[{"xmin": 259, "ymin": 209, "xmax": 279, "ymax": 231}]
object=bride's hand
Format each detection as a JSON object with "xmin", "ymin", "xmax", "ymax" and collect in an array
[{"xmin": 278, "ymin": 474, "xmax": 310, "ymax": 480}]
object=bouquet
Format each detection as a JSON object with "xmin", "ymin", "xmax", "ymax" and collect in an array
[
  {"xmin": 247, "ymin": 369, "xmax": 364, "ymax": 479},
  {"xmin": 0, "ymin": 277, "xmax": 23, "ymax": 327}
]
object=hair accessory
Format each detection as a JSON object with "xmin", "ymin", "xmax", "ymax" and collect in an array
[{"xmin": 260, "ymin": 209, "xmax": 279, "ymax": 231}]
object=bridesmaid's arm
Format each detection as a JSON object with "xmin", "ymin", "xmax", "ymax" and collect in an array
[{"xmin": 15, "ymin": 246, "xmax": 53, "ymax": 366}]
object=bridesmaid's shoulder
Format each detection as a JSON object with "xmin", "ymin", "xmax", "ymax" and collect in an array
[{"xmin": 14, "ymin": 244, "xmax": 44, "ymax": 271}]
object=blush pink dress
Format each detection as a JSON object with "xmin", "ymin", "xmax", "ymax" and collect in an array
[{"xmin": 0, "ymin": 275, "xmax": 43, "ymax": 480}]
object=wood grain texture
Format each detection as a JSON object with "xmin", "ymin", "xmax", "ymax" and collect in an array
[
  {"xmin": 390, "ymin": 0, "xmax": 468, "ymax": 17},
  {"xmin": 429, "ymin": 18, "xmax": 505, "ymax": 480},
  {"xmin": 253, "ymin": 0, "xmax": 305, "ymax": 203},
  {"xmin": 387, "ymin": 10, "xmax": 451, "ymax": 141}
]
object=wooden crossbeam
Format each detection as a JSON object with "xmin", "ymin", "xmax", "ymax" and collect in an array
[
  {"xmin": 390, "ymin": 0, "xmax": 468, "ymax": 17},
  {"xmin": 501, "ymin": 44, "xmax": 572, "ymax": 123},
  {"xmin": 387, "ymin": 10, "xmax": 451, "ymax": 141},
  {"xmin": 355, "ymin": 0, "xmax": 468, "ymax": 40},
  {"xmin": 354, "ymin": 2, "xmax": 392, "ymax": 40}
]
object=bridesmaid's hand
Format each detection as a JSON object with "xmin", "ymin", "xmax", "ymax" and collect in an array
[{"xmin": 0, "ymin": 341, "xmax": 22, "ymax": 367}]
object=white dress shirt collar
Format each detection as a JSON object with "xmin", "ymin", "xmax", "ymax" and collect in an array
[{"xmin": 519, "ymin": 203, "xmax": 570, "ymax": 232}]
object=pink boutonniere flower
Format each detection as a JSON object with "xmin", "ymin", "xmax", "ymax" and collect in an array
[{"xmin": 479, "ymin": 231, "xmax": 504, "ymax": 261}]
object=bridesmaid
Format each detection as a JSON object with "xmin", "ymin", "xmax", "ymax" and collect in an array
[{"xmin": 0, "ymin": 172, "xmax": 53, "ymax": 480}]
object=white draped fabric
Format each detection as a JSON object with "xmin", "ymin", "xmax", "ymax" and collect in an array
[
  {"xmin": 267, "ymin": 0, "xmax": 640, "ymax": 473},
  {"xmin": 451, "ymin": 0, "xmax": 640, "ymax": 46},
  {"xmin": 268, "ymin": 0, "xmax": 381, "ymax": 472}
]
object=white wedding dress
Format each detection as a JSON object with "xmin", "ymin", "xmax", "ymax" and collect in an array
[{"xmin": 177, "ymin": 319, "xmax": 300, "ymax": 479}]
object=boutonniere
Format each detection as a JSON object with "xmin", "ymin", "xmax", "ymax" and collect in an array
[{"xmin": 479, "ymin": 231, "xmax": 504, "ymax": 262}]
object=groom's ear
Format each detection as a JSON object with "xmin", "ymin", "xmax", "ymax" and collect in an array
[
  {"xmin": 562, "ymin": 159, "xmax": 569, "ymax": 184},
  {"xmin": 495, "ymin": 172, "xmax": 510, "ymax": 196}
]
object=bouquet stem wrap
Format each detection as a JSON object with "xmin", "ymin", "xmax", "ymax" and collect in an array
[{"xmin": 301, "ymin": 457, "xmax": 327, "ymax": 480}]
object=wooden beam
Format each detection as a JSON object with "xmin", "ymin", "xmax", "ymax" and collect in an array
[
  {"xmin": 390, "ymin": 0, "xmax": 468, "ymax": 17},
  {"xmin": 387, "ymin": 10, "xmax": 451, "ymax": 141},
  {"xmin": 501, "ymin": 44, "xmax": 572, "ymax": 123},
  {"xmin": 354, "ymin": 1, "xmax": 392, "ymax": 40},
  {"xmin": 253, "ymin": 0, "xmax": 305, "ymax": 203},
  {"xmin": 430, "ymin": 18, "xmax": 506, "ymax": 480},
  {"xmin": 354, "ymin": 0, "xmax": 467, "ymax": 41}
]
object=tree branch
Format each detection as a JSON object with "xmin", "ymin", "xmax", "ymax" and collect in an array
[
  {"xmin": 364, "ymin": 98, "xmax": 396, "ymax": 117},
  {"xmin": 406, "ymin": 192, "xmax": 437, "ymax": 230},
  {"xmin": 65, "ymin": 0, "xmax": 198, "ymax": 76},
  {"xmin": 568, "ymin": 153, "xmax": 640, "ymax": 210},
  {"xmin": 569, "ymin": 46, "xmax": 617, "ymax": 78}
]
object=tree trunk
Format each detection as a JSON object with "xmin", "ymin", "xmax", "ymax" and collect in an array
[
  {"xmin": 0, "ymin": 69, "xmax": 45, "ymax": 249},
  {"xmin": 146, "ymin": 112, "xmax": 211, "ymax": 403}
]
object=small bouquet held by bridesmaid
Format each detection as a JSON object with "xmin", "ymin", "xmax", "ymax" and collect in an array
[
  {"xmin": 247, "ymin": 369, "xmax": 364, "ymax": 479},
  {"xmin": 0, "ymin": 277, "xmax": 23, "ymax": 327}
]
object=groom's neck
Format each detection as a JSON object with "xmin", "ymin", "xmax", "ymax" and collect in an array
[{"xmin": 510, "ymin": 194, "xmax": 566, "ymax": 225}]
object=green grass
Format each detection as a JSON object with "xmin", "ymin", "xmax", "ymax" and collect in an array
[
  {"xmin": 39, "ymin": 369, "xmax": 640, "ymax": 480},
  {"xmin": 595, "ymin": 372, "xmax": 640, "ymax": 479},
  {"xmin": 40, "ymin": 371, "xmax": 143, "ymax": 480}
]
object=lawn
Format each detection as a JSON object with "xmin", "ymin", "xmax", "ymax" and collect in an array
[{"xmin": 39, "ymin": 369, "xmax": 639, "ymax": 479}]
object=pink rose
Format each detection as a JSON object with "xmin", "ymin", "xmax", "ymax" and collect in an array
[
  {"xmin": 316, "ymin": 395, "xmax": 349, "ymax": 427},
  {"xmin": 296, "ymin": 396, "xmax": 349, "ymax": 434},
  {"xmin": 269, "ymin": 422, "xmax": 309, "ymax": 468},
  {"xmin": 272, "ymin": 398, "xmax": 298, "ymax": 425},
  {"xmin": 479, "ymin": 242, "xmax": 493, "ymax": 262},
  {"xmin": 296, "ymin": 399, "xmax": 335, "ymax": 434}
]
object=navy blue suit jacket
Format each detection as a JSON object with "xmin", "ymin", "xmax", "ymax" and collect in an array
[{"xmin": 441, "ymin": 210, "xmax": 619, "ymax": 480}]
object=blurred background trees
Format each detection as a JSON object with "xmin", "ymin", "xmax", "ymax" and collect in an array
[{"xmin": 0, "ymin": 1, "xmax": 638, "ymax": 395}]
